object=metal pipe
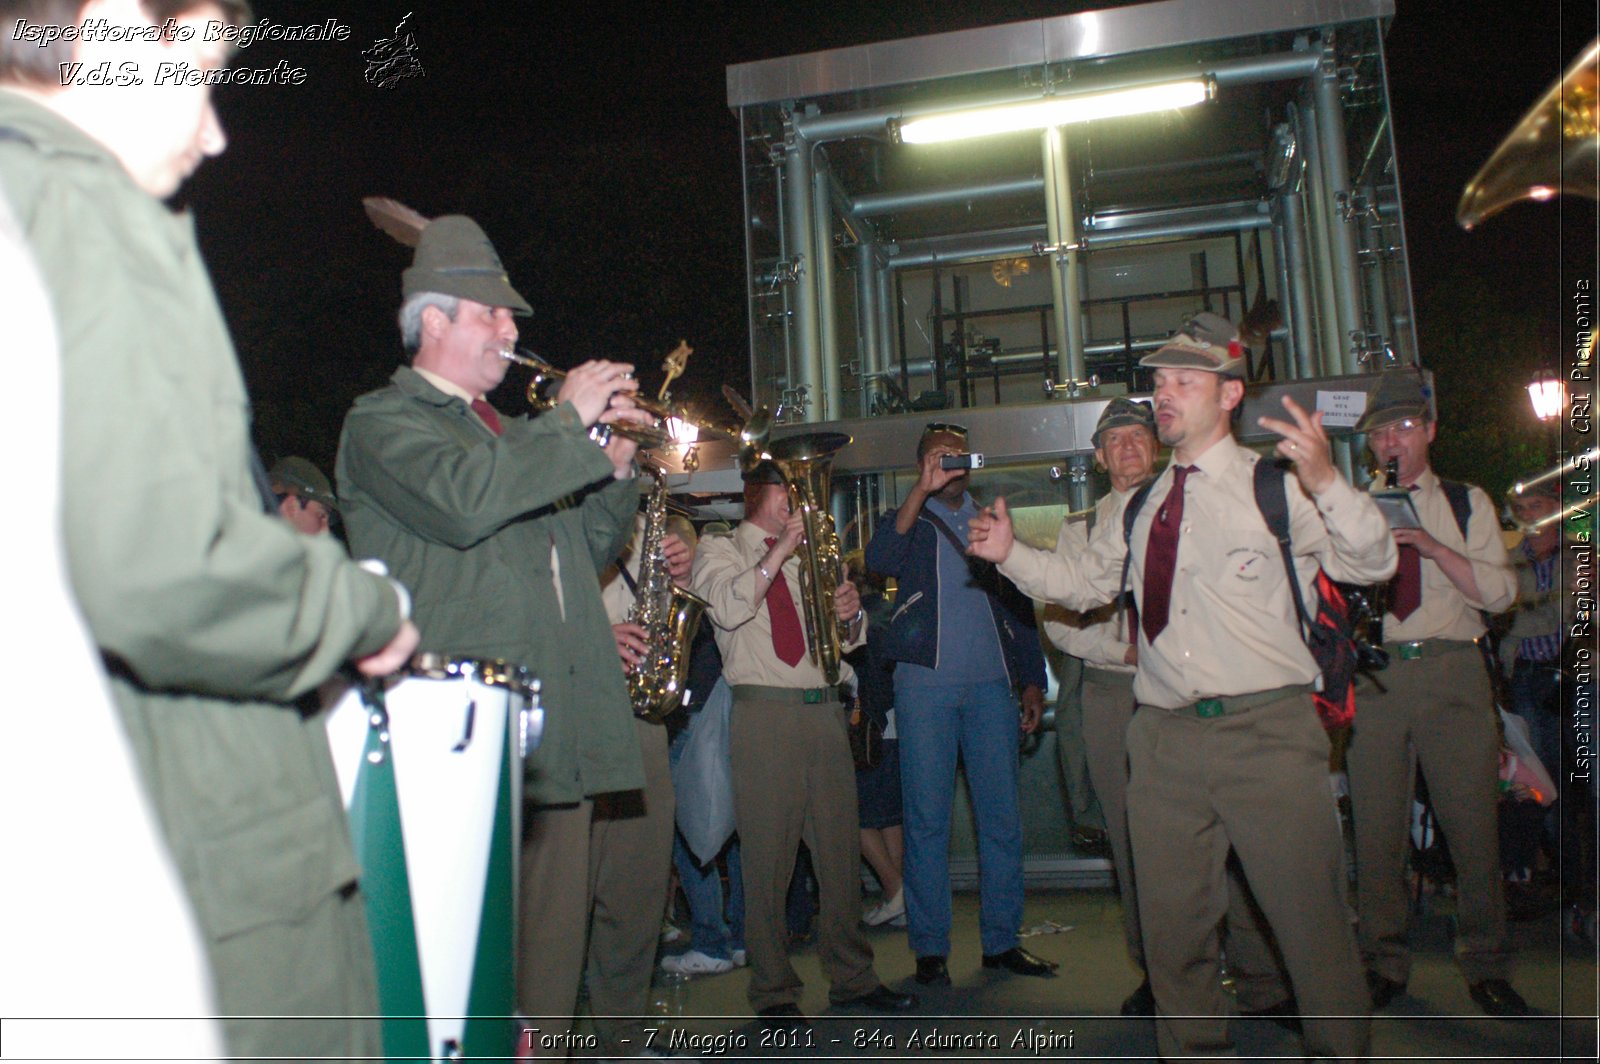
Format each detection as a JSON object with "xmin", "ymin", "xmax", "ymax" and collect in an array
[
  {"xmin": 1299, "ymin": 96, "xmax": 1343, "ymax": 377},
  {"xmin": 1041, "ymin": 125, "xmax": 1085, "ymax": 386},
  {"xmin": 851, "ymin": 176, "xmax": 1044, "ymax": 217},
  {"xmin": 876, "ymin": 263, "xmax": 895, "ymax": 410},
  {"xmin": 813, "ymin": 150, "xmax": 841, "ymax": 422},
  {"xmin": 792, "ymin": 51, "xmax": 1322, "ymax": 142},
  {"xmin": 1358, "ymin": 188, "xmax": 1394, "ymax": 358},
  {"xmin": 782, "ymin": 131, "xmax": 822, "ymax": 420},
  {"xmin": 1313, "ymin": 49, "xmax": 1367, "ymax": 376},
  {"xmin": 885, "ymin": 210, "xmax": 1271, "ymax": 269},
  {"xmin": 855, "ymin": 240, "xmax": 880, "ymax": 417},
  {"xmin": 1278, "ymin": 188, "xmax": 1318, "ymax": 379}
]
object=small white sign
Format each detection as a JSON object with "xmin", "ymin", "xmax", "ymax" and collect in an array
[{"xmin": 1317, "ymin": 389, "xmax": 1368, "ymax": 428}]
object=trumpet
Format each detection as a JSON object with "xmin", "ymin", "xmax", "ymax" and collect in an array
[{"xmin": 499, "ymin": 347, "xmax": 672, "ymax": 449}]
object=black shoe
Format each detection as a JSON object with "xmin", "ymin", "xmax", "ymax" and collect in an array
[
  {"xmin": 1239, "ymin": 996, "xmax": 1302, "ymax": 1034},
  {"xmin": 1468, "ymin": 979, "xmax": 1531, "ymax": 1017},
  {"xmin": 1071, "ymin": 826, "xmax": 1111, "ymax": 856},
  {"xmin": 1366, "ymin": 970, "xmax": 1406, "ymax": 1010},
  {"xmin": 1119, "ymin": 978, "xmax": 1155, "ymax": 1017},
  {"xmin": 833, "ymin": 984, "xmax": 918, "ymax": 1011},
  {"xmin": 981, "ymin": 946, "xmax": 1059, "ymax": 977},
  {"xmin": 914, "ymin": 955, "xmax": 950, "ymax": 986},
  {"xmin": 756, "ymin": 1002, "xmax": 809, "ymax": 1030}
]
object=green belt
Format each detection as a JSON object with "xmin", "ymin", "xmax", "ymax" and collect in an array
[
  {"xmin": 1150, "ymin": 683, "xmax": 1312, "ymax": 719},
  {"xmin": 1084, "ymin": 665, "xmax": 1136, "ymax": 689},
  {"xmin": 730, "ymin": 683, "xmax": 842, "ymax": 705},
  {"xmin": 1384, "ymin": 638, "xmax": 1477, "ymax": 662}
]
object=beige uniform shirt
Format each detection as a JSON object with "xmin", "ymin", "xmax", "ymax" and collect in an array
[
  {"xmin": 692, "ymin": 520, "xmax": 862, "ymax": 688},
  {"xmin": 1376, "ymin": 469, "xmax": 1516, "ymax": 643},
  {"xmin": 1001, "ymin": 434, "xmax": 1397, "ymax": 709},
  {"xmin": 1043, "ymin": 487, "xmax": 1137, "ymax": 674}
]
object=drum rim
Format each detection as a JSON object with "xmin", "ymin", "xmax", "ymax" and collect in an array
[{"xmin": 408, "ymin": 651, "xmax": 538, "ymax": 694}]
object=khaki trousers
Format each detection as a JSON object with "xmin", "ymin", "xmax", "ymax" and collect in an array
[
  {"xmin": 516, "ymin": 719, "xmax": 674, "ymax": 1057},
  {"xmin": 1128, "ymin": 692, "xmax": 1369, "ymax": 1060},
  {"xmin": 1345, "ymin": 643, "xmax": 1510, "ymax": 984},
  {"xmin": 1083, "ymin": 668, "xmax": 1285, "ymax": 1010},
  {"xmin": 729, "ymin": 689, "xmax": 879, "ymax": 1012}
]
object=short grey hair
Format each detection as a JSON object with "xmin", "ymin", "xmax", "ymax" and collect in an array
[{"xmin": 398, "ymin": 292, "xmax": 460, "ymax": 356}]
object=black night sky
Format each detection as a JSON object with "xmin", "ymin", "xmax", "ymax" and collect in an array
[{"xmin": 183, "ymin": 1, "xmax": 1598, "ymax": 477}]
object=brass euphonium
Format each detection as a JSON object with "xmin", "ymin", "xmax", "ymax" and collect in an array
[
  {"xmin": 626, "ymin": 469, "xmax": 711, "ymax": 722},
  {"xmin": 739, "ymin": 407, "xmax": 853, "ymax": 685},
  {"xmin": 1458, "ymin": 38, "xmax": 1599, "ymax": 229}
]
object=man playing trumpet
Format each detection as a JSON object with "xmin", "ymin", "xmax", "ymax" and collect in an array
[{"xmin": 336, "ymin": 214, "xmax": 660, "ymax": 1055}]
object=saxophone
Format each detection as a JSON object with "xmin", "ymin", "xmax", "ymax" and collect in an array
[{"xmin": 625, "ymin": 470, "xmax": 711, "ymax": 723}]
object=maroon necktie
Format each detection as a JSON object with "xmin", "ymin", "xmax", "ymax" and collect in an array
[
  {"xmin": 471, "ymin": 398, "xmax": 503, "ymax": 436},
  {"xmin": 763, "ymin": 537, "xmax": 806, "ymax": 667},
  {"xmin": 1140, "ymin": 466, "xmax": 1195, "ymax": 645},
  {"xmin": 1388, "ymin": 484, "xmax": 1422, "ymax": 622}
]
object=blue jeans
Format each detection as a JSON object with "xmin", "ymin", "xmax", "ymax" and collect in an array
[
  {"xmin": 672, "ymin": 831, "xmax": 744, "ymax": 959},
  {"xmin": 668, "ymin": 721, "xmax": 745, "ymax": 959},
  {"xmin": 896, "ymin": 678, "xmax": 1023, "ymax": 957}
]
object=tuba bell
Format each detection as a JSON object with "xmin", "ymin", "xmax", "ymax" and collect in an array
[
  {"xmin": 1458, "ymin": 38, "xmax": 1599, "ymax": 229},
  {"xmin": 739, "ymin": 407, "xmax": 852, "ymax": 686}
]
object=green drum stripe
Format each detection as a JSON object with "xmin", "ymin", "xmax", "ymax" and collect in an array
[
  {"xmin": 462, "ymin": 729, "xmax": 518, "ymax": 1058},
  {"xmin": 350, "ymin": 720, "xmax": 431, "ymax": 1061}
]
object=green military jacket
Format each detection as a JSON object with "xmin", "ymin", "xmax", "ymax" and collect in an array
[
  {"xmin": 0, "ymin": 93, "xmax": 404, "ymax": 946},
  {"xmin": 337, "ymin": 366, "xmax": 645, "ymax": 804}
]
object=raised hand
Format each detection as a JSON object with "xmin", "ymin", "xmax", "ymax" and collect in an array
[
  {"xmin": 557, "ymin": 359, "xmax": 639, "ymax": 428},
  {"xmin": 966, "ymin": 496, "xmax": 1015, "ymax": 564},
  {"xmin": 1258, "ymin": 395, "xmax": 1336, "ymax": 496}
]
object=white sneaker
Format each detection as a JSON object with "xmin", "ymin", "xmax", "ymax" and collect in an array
[
  {"xmin": 660, "ymin": 949, "xmax": 735, "ymax": 976},
  {"xmin": 863, "ymin": 887, "xmax": 905, "ymax": 927},
  {"xmin": 730, "ymin": 949, "xmax": 747, "ymax": 967},
  {"xmin": 660, "ymin": 920, "xmax": 685, "ymax": 945}
]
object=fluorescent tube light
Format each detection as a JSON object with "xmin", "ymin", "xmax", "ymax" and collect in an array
[{"xmin": 898, "ymin": 79, "xmax": 1214, "ymax": 145}]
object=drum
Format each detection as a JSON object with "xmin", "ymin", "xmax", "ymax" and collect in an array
[{"xmin": 325, "ymin": 653, "xmax": 542, "ymax": 1062}]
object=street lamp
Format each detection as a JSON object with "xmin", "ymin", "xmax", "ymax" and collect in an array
[{"xmin": 1526, "ymin": 367, "xmax": 1565, "ymax": 422}]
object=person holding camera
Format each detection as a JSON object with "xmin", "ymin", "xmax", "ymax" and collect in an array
[{"xmin": 863, "ymin": 423, "xmax": 1051, "ymax": 989}]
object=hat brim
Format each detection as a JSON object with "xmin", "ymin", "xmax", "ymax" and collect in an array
[
  {"xmin": 1354, "ymin": 402, "xmax": 1428, "ymax": 434},
  {"xmin": 1138, "ymin": 340, "xmax": 1241, "ymax": 373}
]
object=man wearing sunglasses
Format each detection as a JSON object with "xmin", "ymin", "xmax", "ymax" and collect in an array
[{"xmin": 864, "ymin": 422, "xmax": 1052, "ymax": 988}]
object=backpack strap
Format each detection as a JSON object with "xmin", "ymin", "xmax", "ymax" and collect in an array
[
  {"xmin": 1252, "ymin": 458, "xmax": 1314, "ymax": 641},
  {"xmin": 1439, "ymin": 479, "xmax": 1472, "ymax": 541},
  {"xmin": 1119, "ymin": 478, "xmax": 1159, "ymax": 602}
]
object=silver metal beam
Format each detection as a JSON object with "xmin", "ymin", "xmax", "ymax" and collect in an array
[
  {"xmin": 729, "ymin": 1, "xmax": 1389, "ymax": 110},
  {"xmin": 1313, "ymin": 48, "xmax": 1367, "ymax": 377},
  {"xmin": 813, "ymin": 152, "xmax": 841, "ymax": 422},
  {"xmin": 851, "ymin": 176, "xmax": 1044, "ymax": 217},
  {"xmin": 1042, "ymin": 125, "xmax": 1085, "ymax": 385},
  {"xmin": 782, "ymin": 134, "xmax": 823, "ymax": 418},
  {"xmin": 855, "ymin": 240, "xmax": 880, "ymax": 416},
  {"xmin": 1278, "ymin": 187, "xmax": 1319, "ymax": 379},
  {"xmin": 659, "ymin": 371, "xmax": 1390, "ymax": 484}
]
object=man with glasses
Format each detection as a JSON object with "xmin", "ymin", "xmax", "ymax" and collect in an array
[
  {"xmin": 864, "ymin": 422, "xmax": 1051, "ymax": 988},
  {"xmin": 1347, "ymin": 370, "xmax": 1528, "ymax": 1017}
]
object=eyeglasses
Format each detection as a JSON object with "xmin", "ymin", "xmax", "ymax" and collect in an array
[
  {"xmin": 1369, "ymin": 417, "xmax": 1425, "ymax": 437},
  {"xmin": 921, "ymin": 421, "xmax": 969, "ymax": 438}
]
